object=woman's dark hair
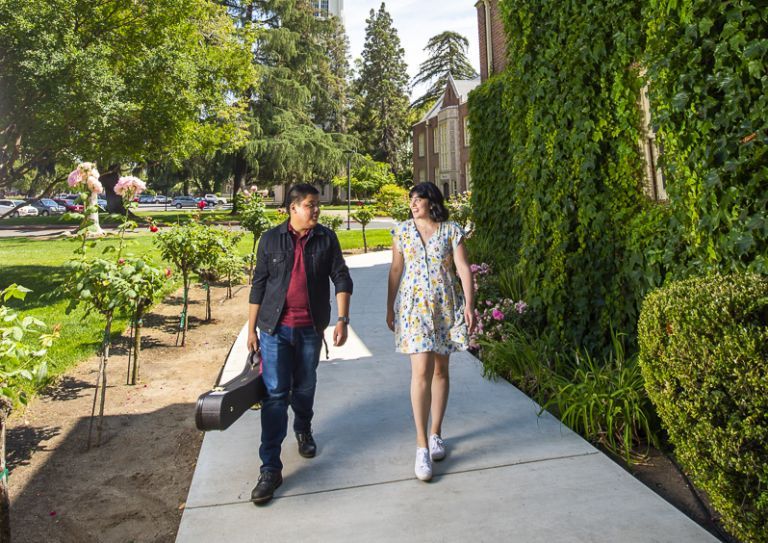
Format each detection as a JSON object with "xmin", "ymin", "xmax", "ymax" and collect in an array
[{"xmin": 409, "ymin": 182, "xmax": 450, "ymax": 222}]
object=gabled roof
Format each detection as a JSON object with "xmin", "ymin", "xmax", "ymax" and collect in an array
[
  {"xmin": 449, "ymin": 74, "xmax": 482, "ymax": 102},
  {"xmin": 417, "ymin": 73, "xmax": 481, "ymax": 124}
]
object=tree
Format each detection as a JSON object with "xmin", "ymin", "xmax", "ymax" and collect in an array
[
  {"xmin": 0, "ymin": 284, "xmax": 55, "ymax": 541},
  {"xmin": 352, "ymin": 206, "xmax": 376, "ymax": 253},
  {"xmin": 0, "ymin": 0, "xmax": 254, "ymax": 207},
  {"xmin": 331, "ymin": 155, "xmax": 395, "ymax": 199},
  {"xmin": 352, "ymin": 3, "xmax": 411, "ymax": 175},
  {"xmin": 222, "ymin": 1, "xmax": 353, "ymax": 208},
  {"xmin": 411, "ymin": 31, "xmax": 478, "ymax": 110}
]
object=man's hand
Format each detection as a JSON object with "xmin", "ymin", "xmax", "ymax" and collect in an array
[
  {"xmin": 333, "ymin": 321, "xmax": 348, "ymax": 347},
  {"xmin": 247, "ymin": 331, "xmax": 260, "ymax": 353}
]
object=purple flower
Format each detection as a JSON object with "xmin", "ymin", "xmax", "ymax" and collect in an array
[
  {"xmin": 515, "ymin": 301, "xmax": 528, "ymax": 314},
  {"xmin": 492, "ymin": 309, "xmax": 505, "ymax": 321},
  {"xmin": 485, "ymin": 300, "xmax": 492, "ymax": 307},
  {"xmin": 470, "ymin": 264, "xmax": 480, "ymax": 273}
]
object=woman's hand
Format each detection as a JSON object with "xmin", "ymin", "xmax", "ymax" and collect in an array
[
  {"xmin": 386, "ymin": 307, "xmax": 396, "ymax": 332},
  {"xmin": 464, "ymin": 306, "xmax": 476, "ymax": 335}
]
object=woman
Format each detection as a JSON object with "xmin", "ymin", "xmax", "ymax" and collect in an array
[{"xmin": 386, "ymin": 182, "xmax": 475, "ymax": 481}]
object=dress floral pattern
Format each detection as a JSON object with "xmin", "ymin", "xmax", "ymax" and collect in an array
[{"xmin": 392, "ymin": 219, "xmax": 469, "ymax": 355}]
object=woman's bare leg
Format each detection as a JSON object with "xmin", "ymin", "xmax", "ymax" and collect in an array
[
  {"xmin": 410, "ymin": 352, "xmax": 435, "ymax": 448},
  {"xmin": 430, "ymin": 354, "xmax": 450, "ymax": 436}
]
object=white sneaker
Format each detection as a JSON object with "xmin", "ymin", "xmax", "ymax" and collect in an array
[
  {"xmin": 414, "ymin": 447, "xmax": 432, "ymax": 481},
  {"xmin": 429, "ymin": 434, "xmax": 446, "ymax": 461}
]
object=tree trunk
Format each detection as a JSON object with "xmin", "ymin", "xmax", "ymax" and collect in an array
[
  {"xmin": 85, "ymin": 189, "xmax": 105, "ymax": 237},
  {"xmin": 362, "ymin": 226, "xmax": 368, "ymax": 253},
  {"xmin": 205, "ymin": 283, "xmax": 211, "ymax": 322},
  {"xmin": 100, "ymin": 165, "xmax": 124, "ymax": 215},
  {"xmin": 0, "ymin": 398, "xmax": 12, "ymax": 543},
  {"xmin": 130, "ymin": 312, "xmax": 143, "ymax": 385},
  {"xmin": 248, "ymin": 236, "xmax": 257, "ymax": 284},
  {"xmin": 231, "ymin": 150, "xmax": 248, "ymax": 215},
  {"xmin": 179, "ymin": 276, "xmax": 190, "ymax": 346},
  {"xmin": 88, "ymin": 313, "xmax": 112, "ymax": 449}
]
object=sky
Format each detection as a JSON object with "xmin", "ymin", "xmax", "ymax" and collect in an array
[{"xmin": 343, "ymin": 1, "xmax": 481, "ymax": 98}]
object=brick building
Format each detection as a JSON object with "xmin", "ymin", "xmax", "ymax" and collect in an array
[
  {"xmin": 475, "ymin": 0, "xmax": 508, "ymax": 81},
  {"xmin": 312, "ymin": 0, "xmax": 343, "ymax": 20},
  {"xmin": 412, "ymin": 74, "xmax": 480, "ymax": 198},
  {"xmin": 410, "ymin": 0, "xmax": 510, "ymax": 198}
]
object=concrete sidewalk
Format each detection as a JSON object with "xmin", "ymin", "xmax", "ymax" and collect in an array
[{"xmin": 177, "ymin": 251, "xmax": 716, "ymax": 543}]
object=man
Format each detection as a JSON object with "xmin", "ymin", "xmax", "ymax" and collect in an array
[{"xmin": 247, "ymin": 183, "xmax": 353, "ymax": 505}]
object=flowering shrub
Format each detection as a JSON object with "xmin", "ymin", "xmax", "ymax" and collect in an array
[
  {"xmin": 319, "ymin": 214, "xmax": 343, "ymax": 231},
  {"xmin": 469, "ymin": 262, "xmax": 529, "ymax": 349},
  {"xmin": 446, "ymin": 191, "xmax": 473, "ymax": 233}
]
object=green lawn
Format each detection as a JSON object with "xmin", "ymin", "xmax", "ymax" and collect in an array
[{"xmin": 0, "ymin": 228, "xmax": 392, "ymax": 393}]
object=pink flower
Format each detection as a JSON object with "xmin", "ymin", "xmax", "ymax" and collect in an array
[
  {"xmin": 118, "ymin": 258, "xmax": 125, "ymax": 265},
  {"xmin": 86, "ymin": 176, "xmax": 103, "ymax": 194},
  {"xmin": 67, "ymin": 169, "xmax": 83, "ymax": 187},
  {"xmin": 115, "ymin": 176, "xmax": 146, "ymax": 198},
  {"xmin": 515, "ymin": 301, "xmax": 528, "ymax": 314},
  {"xmin": 165, "ymin": 268, "xmax": 172, "ymax": 278},
  {"xmin": 492, "ymin": 309, "xmax": 505, "ymax": 321},
  {"xmin": 470, "ymin": 264, "xmax": 480, "ymax": 273}
]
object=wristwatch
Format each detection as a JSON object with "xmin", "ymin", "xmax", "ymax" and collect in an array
[{"xmin": 338, "ymin": 316, "xmax": 350, "ymax": 325}]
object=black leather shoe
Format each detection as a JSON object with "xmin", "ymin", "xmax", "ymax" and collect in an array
[
  {"xmin": 296, "ymin": 431, "xmax": 317, "ymax": 458},
  {"xmin": 251, "ymin": 470, "xmax": 282, "ymax": 505}
]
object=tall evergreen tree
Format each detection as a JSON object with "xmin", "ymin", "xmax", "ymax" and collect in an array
[
  {"xmin": 352, "ymin": 3, "xmax": 410, "ymax": 175},
  {"xmin": 313, "ymin": 15, "xmax": 351, "ymax": 133},
  {"xmin": 222, "ymin": 0, "xmax": 351, "ymax": 207},
  {"xmin": 411, "ymin": 31, "xmax": 478, "ymax": 109}
]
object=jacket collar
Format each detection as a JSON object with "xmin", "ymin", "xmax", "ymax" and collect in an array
[{"xmin": 278, "ymin": 219, "xmax": 325, "ymax": 237}]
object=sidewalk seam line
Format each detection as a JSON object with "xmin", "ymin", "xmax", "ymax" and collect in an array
[{"xmin": 185, "ymin": 451, "xmax": 600, "ymax": 511}]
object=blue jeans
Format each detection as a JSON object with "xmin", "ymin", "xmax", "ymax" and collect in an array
[{"xmin": 259, "ymin": 325, "xmax": 322, "ymax": 472}]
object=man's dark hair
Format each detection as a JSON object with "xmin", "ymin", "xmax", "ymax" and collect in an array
[
  {"xmin": 287, "ymin": 183, "xmax": 319, "ymax": 208},
  {"xmin": 409, "ymin": 182, "xmax": 450, "ymax": 222}
]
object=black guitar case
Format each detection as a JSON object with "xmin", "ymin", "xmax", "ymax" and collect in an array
[{"xmin": 195, "ymin": 350, "xmax": 268, "ymax": 431}]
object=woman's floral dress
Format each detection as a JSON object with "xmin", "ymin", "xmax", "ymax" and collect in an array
[{"xmin": 392, "ymin": 219, "xmax": 469, "ymax": 355}]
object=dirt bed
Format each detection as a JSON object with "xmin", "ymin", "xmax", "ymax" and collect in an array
[{"xmin": 9, "ymin": 284, "xmax": 249, "ymax": 543}]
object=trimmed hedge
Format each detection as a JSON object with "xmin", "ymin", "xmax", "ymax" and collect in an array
[{"xmin": 638, "ymin": 273, "xmax": 768, "ymax": 542}]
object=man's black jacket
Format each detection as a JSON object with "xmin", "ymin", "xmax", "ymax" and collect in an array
[{"xmin": 249, "ymin": 220, "xmax": 353, "ymax": 335}]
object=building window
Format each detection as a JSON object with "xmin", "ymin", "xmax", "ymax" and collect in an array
[
  {"xmin": 418, "ymin": 133, "xmax": 425, "ymax": 158},
  {"xmin": 639, "ymin": 81, "xmax": 667, "ymax": 201},
  {"xmin": 464, "ymin": 117, "xmax": 471, "ymax": 147},
  {"xmin": 434, "ymin": 167, "xmax": 439, "ymax": 183},
  {"xmin": 466, "ymin": 161, "xmax": 472, "ymax": 191},
  {"xmin": 432, "ymin": 127, "xmax": 438, "ymax": 152},
  {"xmin": 419, "ymin": 169, "xmax": 426, "ymax": 182},
  {"xmin": 439, "ymin": 124, "xmax": 449, "ymax": 171}
]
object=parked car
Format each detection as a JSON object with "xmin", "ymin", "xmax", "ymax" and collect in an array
[
  {"xmin": 204, "ymin": 194, "xmax": 227, "ymax": 205},
  {"xmin": 97, "ymin": 197, "xmax": 108, "ymax": 211},
  {"xmin": 155, "ymin": 195, "xmax": 171, "ymax": 204},
  {"xmin": 171, "ymin": 195, "xmax": 205, "ymax": 209},
  {"xmin": 30, "ymin": 198, "xmax": 66, "ymax": 216},
  {"xmin": 0, "ymin": 199, "xmax": 39, "ymax": 217},
  {"xmin": 54, "ymin": 198, "xmax": 84, "ymax": 213},
  {"xmin": 138, "ymin": 194, "xmax": 157, "ymax": 204}
]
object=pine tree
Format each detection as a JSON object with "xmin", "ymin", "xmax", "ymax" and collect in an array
[
  {"xmin": 221, "ymin": 0, "xmax": 352, "ymax": 208},
  {"xmin": 352, "ymin": 3, "xmax": 410, "ymax": 175},
  {"xmin": 411, "ymin": 31, "xmax": 479, "ymax": 110}
]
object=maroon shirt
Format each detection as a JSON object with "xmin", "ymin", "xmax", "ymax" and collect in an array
[{"xmin": 279, "ymin": 223, "xmax": 314, "ymax": 327}]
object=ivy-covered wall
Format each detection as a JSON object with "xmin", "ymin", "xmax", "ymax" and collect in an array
[
  {"xmin": 468, "ymin": 0, "xmax": 767, "ymax": 353},
  {"xmin": 645, "ymin": 1, "xmax": 767, "ymax": 277}
]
